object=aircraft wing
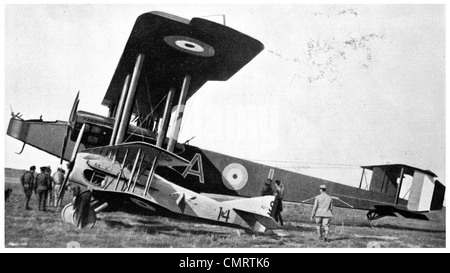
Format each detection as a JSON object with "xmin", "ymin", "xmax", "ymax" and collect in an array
[
  {"xmin": 102, "ymin": 11, "xmax": 264, "ymax": 119},
  {"xmin": 82, "ymin": 141, "xmax": 190, "ymax": 168}
]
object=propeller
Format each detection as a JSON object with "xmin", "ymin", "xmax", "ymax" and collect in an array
[
  {"xmin": 60, "ymin": 91, "xmax": 80, "ymax": 165},
  {"xmin": 57, "ymin": 123, "xmax": 86, "ymax": 206}
]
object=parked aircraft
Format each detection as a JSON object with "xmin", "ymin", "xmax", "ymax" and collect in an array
[{"xmin": 7, "ymin": 11, "xmax": 445, "ymax": 230}]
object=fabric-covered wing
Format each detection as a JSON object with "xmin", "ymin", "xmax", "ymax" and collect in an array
[
  {"xmin": 102, "ymin": 11, "xmax": 264, "ymax": 119},
  {"xmin": 82, "ymin": 141, "xmax": 190, "ymax": 168}
]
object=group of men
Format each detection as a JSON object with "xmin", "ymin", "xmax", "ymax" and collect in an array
[
  {"xmin": 20, "ymin": 165, "xmax": 66, "ymax": 211},
  {"xmin": 262, "ymin": 179, "xmax": 334, "ymax": 242}
]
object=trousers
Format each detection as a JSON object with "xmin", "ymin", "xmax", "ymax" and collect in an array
[
  {"xmin": 37, "ymin": 190, "xmax": 48, "ymax": 211},
  {"xmin": 315, "ymin": 217, "xmax": 331, "ymax": 238}
]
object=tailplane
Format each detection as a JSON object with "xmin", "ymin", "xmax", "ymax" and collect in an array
[{"xmin": 223, "ymin": 196, "xmax": 279, "ymax": 232}]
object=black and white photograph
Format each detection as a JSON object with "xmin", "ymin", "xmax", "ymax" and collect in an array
[{"xmin": 2, "ymin": 3, "xmax": 446, "ymax": 252}]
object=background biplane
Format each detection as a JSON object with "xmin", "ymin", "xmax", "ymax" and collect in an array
[{"xmin": 6, "ymin": 11, "xmax": 445, "ymax": 229}]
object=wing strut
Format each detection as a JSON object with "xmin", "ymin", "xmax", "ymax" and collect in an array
[
  {"xmin": 114, "ymin": 148, "xmax": 129, "ymax": 191},
  {"xmin": 394, "ymin": 166, "xmax": 405, "ymax": 204},
  {"xmin": 126, "ymin": 148, "xmax": 142, "ymax": 191},
  {"xmin": 156, "ymin": 87, "xmax": 175, "ymax": 148},
  {"xmin": 116, "ymin": 54, "xmax": 145, "ymax": 144},
  {"xmin": 110, "ymin": 75, "xmax": 131, "ymax": 145},
  {"xmin": 131, "ymin": 152, "xmax": 146, "ymax": 193},
  {"xmin": 144, "ymin": 156, "xmax": 158, "ymax": 196},
  {"xmin": 167, "ymin": 75, "xmax": 191, "ymax": 152}
]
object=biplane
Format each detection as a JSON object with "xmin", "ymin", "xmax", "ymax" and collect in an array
[{"xmin": 7, "ymin": 11, "xmax": 445, "ymax": 231}]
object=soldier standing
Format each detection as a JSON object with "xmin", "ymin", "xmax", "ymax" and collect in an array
[
  {"xmin": 20, "ymin": 165, "xmax": 36, "ymax": 210},
  {"xmin": 310, "ymin": 184, "xmax": 333, "ymax": 242},
  {"xmin": 274, "ymin": 180, "xmax": 285, "ymax": 226},
  {"xmin": 52, "ymin": 168, "xmax": 65, "ymax": 207},
  {"xmin": 261, "ymin": 179, "xmax": 274, "ymax": 196},
  {"xmin": 34, "ymin": 166, "xmax": 50, "ymax": 211},
  {"xmin": 46, "ymin": 166, "xmax": 54, "ymax": 207}
]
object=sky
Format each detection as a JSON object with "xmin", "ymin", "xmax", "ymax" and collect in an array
[{"xmin": 2, "ymin": 4, "xmax": 446, "ymax": 194}]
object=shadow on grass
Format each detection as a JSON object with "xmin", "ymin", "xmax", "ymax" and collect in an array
[
  {"xmin": 372, "ymin": 223, "xmax": 446, "ymax": 234},
  {"xmin": 327, "ymin": 236, "xmax": 352, "ymax": 242},
  {"xmin": 102, "ymin": 217, "xmax": 233, "ymax": 238},
  {"xmin": 347, "ymin": 221, "xmax": 446, "ymax": 234},
  {"xmin": 281, "ymin": 220, "xmax": 317, "ymax": 233}
]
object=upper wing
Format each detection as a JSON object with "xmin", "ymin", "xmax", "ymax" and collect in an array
[{"xmin": 102, "ymin": 11, "xmax": 264, "ymax": 120}]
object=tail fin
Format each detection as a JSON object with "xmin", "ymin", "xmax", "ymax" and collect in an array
[
  {"xmin": 223, "ymin": 196, "xmax": 279, "ymax": 232},
  {"xmin": 430, "ymin": 180, "xmax": 445, "ymax": 211},
  {"xmin": 408, "ymin": 171, "xmax": 446, "ymax": 212}
]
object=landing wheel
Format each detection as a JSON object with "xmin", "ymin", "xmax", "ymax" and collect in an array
[
  {"xmin": 61, "ymin": 203, "xmax": 75, "ymax": 225},
  {"xmin": 61, "ymin": 191, "xmax": 97, "ymax": 228},
  {"xmin": 61, "ymin": 202, "xmax": 97, "ymax": 228}
]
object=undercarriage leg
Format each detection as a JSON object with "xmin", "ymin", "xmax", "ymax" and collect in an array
[{"xmin": 366, "ymin": 210, "xmax": 386, "ymax": 228}]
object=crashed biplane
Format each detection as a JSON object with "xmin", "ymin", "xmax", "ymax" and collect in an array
[{"xmin": 7, "ymin": 11, "xmax": 445, "ymax": 231}]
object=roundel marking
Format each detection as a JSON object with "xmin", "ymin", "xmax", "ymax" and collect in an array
[
  {"xmin": 130, "ymin": 197, "xmax": 154, "ymax": 211},
  {"xmin": 222, "ymin": 163, "xmax": 248, "ymax": 191},
  {"xmin": 164, "ymin": 35, "xmax": 215, "ymax": 57},
  {"xmin": 174, "ymin": 40, "xmax": 205, "ymax": 52}
]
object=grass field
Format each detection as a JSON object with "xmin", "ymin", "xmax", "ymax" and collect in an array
[{"xmin": 4, "ymin": 174, "xmax": 446, "ymax": 249}]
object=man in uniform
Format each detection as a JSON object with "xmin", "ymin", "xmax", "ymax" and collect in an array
[
  {"xmin": 261, "ymin": 179, "xmax": 277, "ymax": 219},
  {"xmin": 52, "ymin": 167, "xmax": 65, "ymax": 207},
  {"xmin": 20, "ymin": 165, "xmax": 36, "ymax": 210},
  {"xmin": 274, "ymin": 180, "xmax": 285, "ymax": 226},
  {"xmin": 261, "ymin": 178, "xmax": 274, "ymax": 196},
  {"xmin": 34, "ymin": 166, "xmax": 50, "ymax": 211},
  {"xmin": 46, "ymin": 166, "xmax": 54, "ymax": 207},
  {"xmin": 310, "ymin": 184, "xmax": 333, "ymax": 242}
]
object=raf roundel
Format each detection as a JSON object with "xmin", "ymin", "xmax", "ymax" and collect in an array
[
  {"xmin": 174, "ymin": 40, "xmax": 205, "ymax": 52},
  {"xmin": 164, "ymin": 35, "xmax": 215, "ymax": 57},
  {"xmin": 130, "ymin": 197, "xmax": 154, "ymax": 211},
  {"xmin": 222, "ymin": 163, "xmax": 249, "ymax": 191}
]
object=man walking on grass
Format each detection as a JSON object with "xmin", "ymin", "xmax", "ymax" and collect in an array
[{"xmin": 311, "ymin": 184, "xmax": 333, "ymax": 242}]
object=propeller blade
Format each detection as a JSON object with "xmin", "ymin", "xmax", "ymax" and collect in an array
[
  {"xmin": 59, "ymin": 92, "xmax": 79, "ymax": 165},
  {"xmin": 59, "ymin": 127, "xmax": 70, "ymax": 165},
  {"xmin": 57, "ymin": 168, "xmax": 71, "ymax": 207},
  {"xmin": 57, "ymin": 123, "xmax": 86, "ymax": 205},
  {"xmin": 69, "ymin": 91, "xmax": 80, "ymax": 126},
  {"xmin": 70, "ymin": 123, "xmax": 85, "ymax": 162}
]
